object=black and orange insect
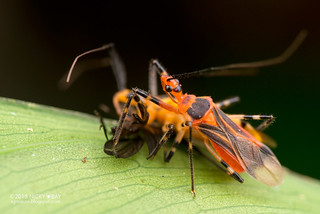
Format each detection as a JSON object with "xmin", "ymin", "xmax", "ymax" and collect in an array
[
  {"xmin": 101, "ymin": 31, "xmax": 307, "ymax": 197},
  {"xmin": 66, "ymin": 30, "xmax": 307, "ymax": 197},
  {"xmin": 117, "ymin": 60, "xmax": 281, "ymax": 198}
]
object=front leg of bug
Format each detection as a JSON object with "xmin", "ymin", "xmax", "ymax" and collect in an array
[
  {"xmin": 182, "ymin": 121, "xmax": 196, "ymax": 198},
  {"xmin": 112, "ymin": 93, "xmax": 135, "ymax": 147}
]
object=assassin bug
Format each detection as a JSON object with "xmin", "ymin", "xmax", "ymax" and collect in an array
[
  {"xmin": 118, "ymin": 60, "xmax": 280, "ymax": 198},
  {"xmin": 99, "ymin": 31, "xmax": 307, "ymax": 197},
  {"xmin": 66, "ymin": 30, "xmax": 307, "ymax": 197}
]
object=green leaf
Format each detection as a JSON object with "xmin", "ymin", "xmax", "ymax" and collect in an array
[{"xmin": 1, "ymin": 97, "xmax": 319, "ymax": 214}]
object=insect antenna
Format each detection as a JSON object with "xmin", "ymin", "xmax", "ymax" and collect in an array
[
  {"xmin": 172, "ymin": 29, "xmax": 308, "ymax": 80},
  {"xmin": 151, "ymin": 59, "xmax": 167, "ymax": 75},
  {"xmin": 65, "ymin": 43, "xmax": 127, "ymax": 91}
]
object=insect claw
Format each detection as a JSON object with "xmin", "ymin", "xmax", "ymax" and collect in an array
[
  {"xmin": 146, "ymin": 154, "xmax": 155, "ymax": 160},
  {"xmin": 192, "ymin": 191, "xmax": 196, "ymax": 198},
  {"xmin": 231, "ymin": 172, "xmax": 244, "ymax": 183}
]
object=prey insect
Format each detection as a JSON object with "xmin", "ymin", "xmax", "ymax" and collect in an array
[{"xmin": 66, "ymin": 30, "xmax": 307, "ymax": 197}]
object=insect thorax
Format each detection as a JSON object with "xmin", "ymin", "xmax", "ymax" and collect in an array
[{"xmin": 186, "ymin": 98, "xmax": 211, "ymax": 120}]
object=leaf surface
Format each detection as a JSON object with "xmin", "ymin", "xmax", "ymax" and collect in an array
[{"xmin": 0, "ymin": 97, "xmax": 319, "ymax": 214}]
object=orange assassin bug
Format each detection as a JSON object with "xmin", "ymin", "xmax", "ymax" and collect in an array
[
  {"xmin": 119, "ymin": 60, "xmax": 279, "ymax": 198},
  {"xmin": 103, "ymin": 31, "xmax": 307, "ymax": 197},
  {"xmin": 66, "ymin": 30, "xmax": 307, "ymax": 197}
]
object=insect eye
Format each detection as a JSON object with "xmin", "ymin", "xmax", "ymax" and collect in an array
[
  {"xmin": 173, "ymin": 85, "xmax": 181, "ymax": 92},
  {"xmin": 165, "ymin": 85, "xmax": 172, "ymax": 92}
]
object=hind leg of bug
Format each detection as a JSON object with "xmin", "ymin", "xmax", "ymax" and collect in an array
[
  {"xmin": 147, "ymin": 123, "xmax": 187, "ymax": 162},
  {"xmin": 163, "ymin": 128, "xmax": 187, "ymax": 162},
  {"xmin": 203, "ymin": 139, "xmax": 244, "ymax": 183},
  {"xmin": 146, "ymin": 124, "xmax": 174, "ymax": 160},
  {"xmin": 228, "ymin": 114, "xmax": 275, "ymax": 131},
  {"xmin": 216, "ymin": 96, "xmax": 240, "ymax": 109}
]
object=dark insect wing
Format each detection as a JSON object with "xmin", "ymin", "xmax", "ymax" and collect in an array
[
  {"xmin": 200, "ymin": 106, "xmax": 284, "ymax": 186},
  {"xmin": 142, "ymin": 129, "xmax": 162, "ymax": 157},
  {"xmin": 104, "ymin": 127, "xmax": 146, "ymax": 157},
  {"xmin": 104, "ymin": 131, "xmax": 144, "ymax": 158},
  {"xmin": 104, "ymin": 128, "xmax": 160, "ymax": 158}
]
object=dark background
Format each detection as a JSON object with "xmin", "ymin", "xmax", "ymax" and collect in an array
[{"xmin": 0, "ymin": 1, "xmax": 319, "ymax": 179}]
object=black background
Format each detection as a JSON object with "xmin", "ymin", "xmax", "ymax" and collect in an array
[{"xmin": 0, "ymin": 1, "xmax": 319, "ymax": 179}]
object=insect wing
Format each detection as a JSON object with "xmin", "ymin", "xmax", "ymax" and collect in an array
[
  {"xmin": 232, "ymin": 119, "xmax": 277, "ymax": 148},
  {"xmin": 201, "ymin": 106, "xmax": 284, "ymax": 186},
  {"xmin": 198, "ymin": 123, "xmax": 245, "ymax": 173},
  {"xmin": 142, "ymin": 129, "xmax": 161, "ymax": 157},
  {"xmin": 104, "ymin": 134, "xmax": 144, "ymax": 158}
]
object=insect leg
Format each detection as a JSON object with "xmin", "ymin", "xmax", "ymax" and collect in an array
[
  {"xmin": 148, "ymin": 60, "xmax": 159, "ymax": 96},
  {"xmin": 131, "ymin": 95, "xmax": 149, "ymax": 125},
  {"xmin": 182, "ymin": 121, "xmax": 196, "ymax": 198},
  {"xmin": 228, "ymin": 114, "xmax": 275, "ymax": 131},
  {"xmin": 112, "ymin": 93, "xmax": 135, "ymax": 146},
  {"xmin": 146, "ymin": 124, "xmax": 174, "ymax": 160},
  {"xmin": 129, "ymin": 87, "xmax": 199, "ymax": 195},
  {"xmin": 216, "ymin": 96, "xmax": 240, "ymax": 109},
  {"xmin": 203, "ymin": 139, "xmax": 244, "ymax": 183},
  {"xmin": 93, "ymin": 110, "xmax": 109, "ymax": 140},
  {"xmin": 164, "ymin": 129, "xmax": 186, "ymax": 162},
  {"xmin": 255, "ymin": 116, "xmax": 275, "ymax": 131},
  {"xmin": 132, "ymin": 88, "xmax": 179, "ymax": 113}
]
